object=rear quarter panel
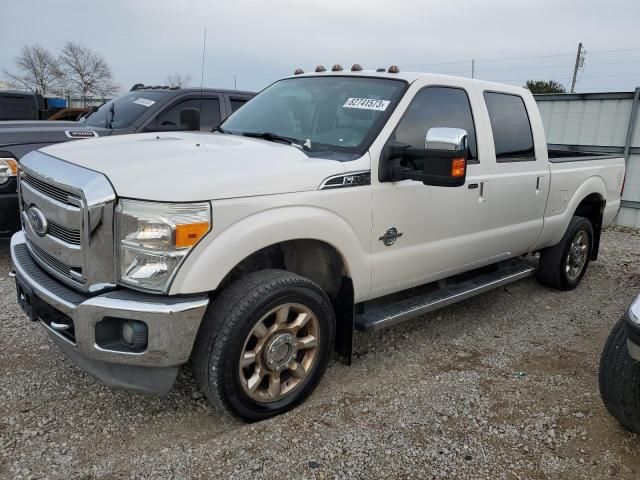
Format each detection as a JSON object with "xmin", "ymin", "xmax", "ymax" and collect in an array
[{"xmin": 534, "ymin": 157, "xmax": 625, "ymax": 249}]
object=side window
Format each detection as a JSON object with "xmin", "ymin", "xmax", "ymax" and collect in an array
[
  {"xmin": 483, "ymin": 92, "xmax": 535, "ymax": 161},
  {"xmin": 394, "ymin": 86, "xmax": 478, "ymax": 162},
  {"xmin": 230, "ymin": 98, "xmax": 247, "ymax": 112},
  {"xmin": 154, "ymin": 98, "xmax": 221, "ymax": 131}
]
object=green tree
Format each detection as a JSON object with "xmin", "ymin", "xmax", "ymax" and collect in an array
[{"xmin": 525, "ymin": 80, "xmax": 566, "ymax": 94}]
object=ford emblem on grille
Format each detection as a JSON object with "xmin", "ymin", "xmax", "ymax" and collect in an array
[{"xmin": 27, "ymin": 206, "xmax": 48, "ymax": 237}]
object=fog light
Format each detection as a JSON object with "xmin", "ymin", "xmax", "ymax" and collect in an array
[{"xmin": 121, "ymin": 320, "xmax": 148, "ymax": 349}]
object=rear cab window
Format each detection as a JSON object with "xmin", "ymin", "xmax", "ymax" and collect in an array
[
  {"xmin": 484, "ymin": 92, "xmax": 535, "ymax": 162},
  {"xmin": 230, "ymin": 98, "xmax": 248, "ymax": 112}
]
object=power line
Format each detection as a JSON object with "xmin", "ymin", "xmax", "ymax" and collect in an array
[{"xmin": 401, "ymin": 47, "xmax": 640, "ymax": 70}]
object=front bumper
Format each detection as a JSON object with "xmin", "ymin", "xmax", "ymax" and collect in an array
[
  {"xmin": 625, "ymin": 294, "xmax": 640, "ymax": 361},
  {"xmin": 10, "ymin": 231, "xmax": 209, "ymax": 394}
]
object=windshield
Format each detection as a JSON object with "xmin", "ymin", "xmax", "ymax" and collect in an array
[
  {"xmin": 83, "ymin": 91, "xmax": 170, "ymax": 129},
  {"xmin": 220, "ymin": 76, "xmax": 406, "ymax": 156}
]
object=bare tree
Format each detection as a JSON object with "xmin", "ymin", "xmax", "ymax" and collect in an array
[
  {"xmin": 3, "ymin": 44, "xmax": 62, "ymax": 94},
  {"xmin": 165, "ymin": 73, "xmax": 192, "ymax": 88},
  {"xmin": 59, "ymin": 42, "xmax": 118, "ymax": 103}
]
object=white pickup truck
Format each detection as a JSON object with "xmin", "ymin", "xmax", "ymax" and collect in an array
[{"xmin": 10, "ymin": 65, "xmax": 625, "ymax": 421}]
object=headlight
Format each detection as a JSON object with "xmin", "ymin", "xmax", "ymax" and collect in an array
[
  {"xmin": 0, "ymin": 156, "xmax": 18, "ymax": 185},
  {"xmin": 116, "ymin": 199, "xmax": 211, "ymax": 292}
]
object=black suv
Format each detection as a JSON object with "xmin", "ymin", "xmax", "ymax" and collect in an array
[{"xmin": 0, "ymin": 85, "xmax": 255, "ymax": 236}]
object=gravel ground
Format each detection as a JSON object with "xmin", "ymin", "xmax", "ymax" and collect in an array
[{"xmin": 1, "ymin": 227, "xmax": 639, "ymax": 479}]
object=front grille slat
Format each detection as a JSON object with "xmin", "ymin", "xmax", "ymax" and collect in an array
[
  {"xmin": 48, "ymin": 221, "xmax": 81, "ymax": 245},
  {"xmin": 21, "ymin": 172, "xmax": 80, "ymax": 206},
  {"xmin": 26, "ymin": 239, "xmax": 75, "ymax": 280}
]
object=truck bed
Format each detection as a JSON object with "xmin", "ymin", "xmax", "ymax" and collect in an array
[{"xmin": 547, "ymin": 146, "xmax": 621, "ymax": 163}]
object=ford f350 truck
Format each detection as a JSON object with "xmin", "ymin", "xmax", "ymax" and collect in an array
[
  {"xmin": 0, "ymin": 85, "xmax": 254, "ymax": 237},
  {"xmin": 10, "ymin": 65, "xmax": 625, "ymax": 421}
]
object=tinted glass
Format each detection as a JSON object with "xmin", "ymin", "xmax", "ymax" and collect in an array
[
  {"xmin": 230, "ymin": 99, "xmax": 247, "ymax": 112},
  {"xmin": 154, "ymin": 98, "xmax": 221, "ymax": 131},
  {"xmin": 221, "ymin": 76, "xmax": 406, "ymax": 154},
  {"xmin": 84, "ymin": 91, "xmax": 170, "ymax": 129},
  {"xmin": 484, "ymin": 92, "xmax": 535, "ymax": 161},
  {"xmin": 393, "ymin": 87, "xmax": 477, "ymax": 160}
]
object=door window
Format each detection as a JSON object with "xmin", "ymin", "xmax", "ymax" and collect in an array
[
  {"xmin": 483, "ymin": 92, "xmax": 535, "ymax": 161},
  {"xmin": 230, "ymin": 98, "xmax": 248, "ymax": 112},
  {"xmin": 154, "ymin": 98, "xmax": 221, "ymax": 131},
  {"xmin": 393, "ymin": 86, "xmax": 478, "ymax": 164}
]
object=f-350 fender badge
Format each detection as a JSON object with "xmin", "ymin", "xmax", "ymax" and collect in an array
[{"xmin": 379, "ymin": 227, "xmax": 403, "ymax": 246}]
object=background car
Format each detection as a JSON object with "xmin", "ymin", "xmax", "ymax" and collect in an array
[{"xmin": 599, "ymin": 294, "xmax": 640, "ymax": 433}]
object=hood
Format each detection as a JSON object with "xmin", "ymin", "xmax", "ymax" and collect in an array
[
  {"xmin": 0, "ymin": 120, "xmax": 109, "ymax": 148},
  {"xmin": 39, "ymin": 132, "xmax": 348, "ymax": 201}
]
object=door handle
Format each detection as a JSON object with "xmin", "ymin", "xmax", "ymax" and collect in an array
[
  {"xmin": 535, "ymin": 176, "xmax": 543, "ymax": 196},
  {"xmin": 478, "ymin": 181, "xmax": 488, "ymax": 205}
]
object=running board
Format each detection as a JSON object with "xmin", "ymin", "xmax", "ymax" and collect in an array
[{"xmin": 355, "ymin": 260, "xmax": 535, "ymax": 333}]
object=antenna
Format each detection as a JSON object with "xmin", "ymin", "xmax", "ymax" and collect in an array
[
  {"xmin": 198, "ymin": 27, "xmax": 207, "ymax": 130},
  {"xmin": 200, "ymin": 27, "xmax": 207, "ymax": 91}
]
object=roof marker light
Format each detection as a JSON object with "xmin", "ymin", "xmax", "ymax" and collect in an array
[
  {"xmin": 376, "ymin": 68, "xmax": 386, "ymax": 72},
  {"xmin": 315, "ymin": 65, "xmax": 327, "ymax": 72},
  {"xmin": 388, "ymin": 65, "xmax": 400, "ymax": 73},
  {"xmin": 351, "ymin": 64, "xmax": 363, "ymax": 72},
  {"xmin": 294, "ymin": 68, "xmax": 304, "ymax": 75},
  {"xmin": 332, "ymin": 64, "xmax": 343, "ymax": 72}
]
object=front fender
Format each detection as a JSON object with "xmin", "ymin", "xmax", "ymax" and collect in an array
[{"xmin": 169, "ymin": 205, "xmax": 371, "ymax": 301}]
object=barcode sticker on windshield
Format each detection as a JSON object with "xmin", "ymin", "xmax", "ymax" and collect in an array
[
  {"xmin": 133, "ymin": 98, "xmax": 155, "ymax": 107},
  {"xmin": 343, "ymin": 98, "xmax": 390, "ymax": 111}
]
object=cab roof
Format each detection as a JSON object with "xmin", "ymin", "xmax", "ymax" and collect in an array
[{"xmin": 286, "ymin": 69, "xmax": 530, "ymax": 96}]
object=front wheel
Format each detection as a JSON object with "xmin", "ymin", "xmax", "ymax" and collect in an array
[
  {"xmin": 193, "ymin": 269, "xmax": 335, "ymax": 421},
  {"xmin": 536, "ymin": 216, "xmax": 593, "ymax": 290}
]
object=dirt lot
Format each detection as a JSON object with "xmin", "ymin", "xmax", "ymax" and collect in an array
[{"xmin": 1, "ymin": 227, "xmax": 639, "ymax": 479}]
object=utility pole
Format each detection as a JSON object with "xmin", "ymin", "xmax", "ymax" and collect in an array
[
  {"xmin": 471, "ymin": 59, "xmax": 475, "ymax": 79},
  {"xmin": 570, "ymin": 42, "xmax": 585, "ymax": 93}
]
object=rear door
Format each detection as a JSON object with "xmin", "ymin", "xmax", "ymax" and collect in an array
[{"xmin": 476, "ymin": 90, "xmax": 550, "ymax": 256}]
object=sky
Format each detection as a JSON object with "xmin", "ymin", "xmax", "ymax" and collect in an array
[{"xmin": 2, "ymin": 0, "xmax": 640, "ymax": 94}]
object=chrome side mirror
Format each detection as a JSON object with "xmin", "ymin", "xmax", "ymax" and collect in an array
[{"xmin": 425, "ymin": 127, "xmax": 468, "ymax": 151}]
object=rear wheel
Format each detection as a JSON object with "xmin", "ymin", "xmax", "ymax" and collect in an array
[
  {"xmin": 536, "ymin": 216, "xmax": 593, "ymax": 290},
  {"xmin": 598, "ymin": 318, "xmax": 640, "ymax": 433},
  {"xmin": 193, "ymin": 269, "xmax": 335, "ymax": 421}
]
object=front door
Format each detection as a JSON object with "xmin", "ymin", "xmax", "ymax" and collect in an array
[{"xmin": 370, "ymin": 85, "xmax": 495, "ymax": 298}]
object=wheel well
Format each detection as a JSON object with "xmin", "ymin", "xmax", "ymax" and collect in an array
[
  {"xmin": 219, "ymin": 240, "xmax": 355, "ymax": 364},
  {"xmin": 574, "ymin": 193, "xmax": 605, "ymax": 260}
]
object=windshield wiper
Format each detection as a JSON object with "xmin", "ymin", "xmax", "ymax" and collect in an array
[
  {"xmin": 239, "ymin": 131, "xmax": 310, "ymax": 150},
  {"xmin": 212, "ymin": 126, "xmax": 231, "ymax": 134}
]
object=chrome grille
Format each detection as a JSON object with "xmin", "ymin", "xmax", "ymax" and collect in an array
[
  {"xmin": 21, "ymin": 172, "xmax": 80, "ymax": 206},
  {"xmin": 48, "ymin": 221, "xmax": 81, "ymax": 245},
  {"xmin": 26, "ymin": 238, "xmax": 75, "ymax": 279},
  {"xmin": 19, "ymin": 151, "xmax": 117, "ymax": 293}
]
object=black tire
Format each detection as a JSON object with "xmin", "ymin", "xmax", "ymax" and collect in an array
[
  {"xmin": 536, "ymin": 216, "xmax": 594, "ymax": 290},
  {"xmin": 598, "ymin": 318, "xmax": 640, "ymax": 433},
  {"xmin": 193, "ymin": 269, "xmax": 335, "ymax": 422}
]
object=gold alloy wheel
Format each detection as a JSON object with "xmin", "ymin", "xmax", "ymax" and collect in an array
[{"xmin": 239, "ymin": 303, "xmax": 320, "ymax": 402}]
